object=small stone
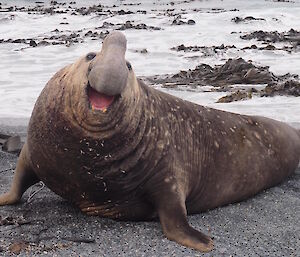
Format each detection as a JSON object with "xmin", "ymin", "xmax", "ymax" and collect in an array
[
  {"xmin": 187, "ymin": 19, "xmax": 196, "ymax": 25},
  {"xmin": 38, "ymin": 40, "xmax": 50, "ymax": 46},
  {"xmin": 2, "ymin": 135, "xmax": 22, "ymax": 153},
  {"xmin": 8, "ymin": 241, "xmax": 28, "ymax": 254},
  {"xmin": 29, "ymin": 40, "xmax": 37, "ymax": 47}
]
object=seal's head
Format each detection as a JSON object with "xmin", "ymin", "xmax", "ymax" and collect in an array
[
  {"xmin": 55, "ymin": 31, "xmax": 142, "ymax": 137},
  {"xmin": 87, "ymin": 31, "xmax": 130, "ymax": 111}
]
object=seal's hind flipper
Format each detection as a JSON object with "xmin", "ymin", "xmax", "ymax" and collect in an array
[
  {"xmin": 0, "ymin": 143, "xmax": 40, "ymax": 205},
  {"xmin": 155, "ymin": 189, "xmax": 214, "ymax": 252}
]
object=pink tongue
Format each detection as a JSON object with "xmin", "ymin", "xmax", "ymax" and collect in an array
[{"xmin": 88, "ymin": 86, "xmax": 115, "ymax": 111}]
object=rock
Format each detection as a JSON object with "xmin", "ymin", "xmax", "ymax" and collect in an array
[
  {"xmin": 262, "ymin": 80, "xmax": 300, "ymax": 97},
  {"xmin": 187, "ymin": 19, "xmax": 196, "ymax": 25},
  {"xmin": 261, "ymin": 44, "xmax": 276, "ymax": 50},
  {"xmin": 117, "ymin": 21, "xmax": 160, "ymax": 31},
  {"xmin": 216, "ymin": 90, "xmax": 252, "ymax": 103},
  {"xmin": 241, "ymin": 29, "xmax": 300, "ymax": 44},
  {"xmin": 11, "ymin": 38, "xmax": 26, "ymax": 44},
  {"xmin": 2, "ymin": 135, "xmax": 22, "ymax": 154},
  {"xmin": 8, "ymin": 241, "xmax": 29, "ymax": 255},
  {"xmin": 232, "ymin": 16, "xmax": 265, "ymax": 23},
  {"xmin": 171, "ymin": 44, "xmax": 236, "ymax": 54},
  {"xmin": 172, "ymin": 15, "xmax": 195, "ymax": 25},
  {"xmin": 117, "ymin": 9, "xmax": 133, "ymax": 15},
  {"xmin": 29, "ymin": 39, "xmax": 37, "ymax": 47},
  {"xmin": 143, "ymin": 57, "xmax": 299, "ymax": 93},
  {"xmin": 134, "ymin": 48, "xmax": 148, "ymax": 54},
  {"xmin": 38, "ymin": 40, "xmax": 50, "ymax": 46}
]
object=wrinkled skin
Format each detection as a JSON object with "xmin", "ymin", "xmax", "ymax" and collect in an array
[{"xmin": 1, "ymin": 31, "xmax": 300, "ymax": 252}]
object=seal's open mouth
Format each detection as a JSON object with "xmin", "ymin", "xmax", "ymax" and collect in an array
[{"xmin": 87, "ymin": 84, "xmax": 115, "ymax": 111}]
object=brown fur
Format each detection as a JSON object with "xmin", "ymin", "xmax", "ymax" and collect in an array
[{"xmin": 1, "ymin": 32, "xmax": 300, "ymax": 252}]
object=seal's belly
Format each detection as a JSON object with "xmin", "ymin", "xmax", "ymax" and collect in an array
[
  {"xmin": 32, "ymin": 161, "xmax": 154, "ymax": 219},
  {"xmin": 28, "ymin": 140, "xmax": 155, "ymax": 220}
]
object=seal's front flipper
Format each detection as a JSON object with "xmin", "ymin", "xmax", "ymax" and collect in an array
[
  {"xmin": 156, "ymin": 191, "xmax": 214, "ymax": 252},
  {"xmin": 0, "ymin": 143, "xmax": 39, "ymax": 205}
]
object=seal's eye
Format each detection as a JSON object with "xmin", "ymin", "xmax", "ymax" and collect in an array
[
  {"xmin": 86, "ymin": 52, "xmax": 96, "ymax": 61},
  {"xmin": 126, "ymin": 61, "xmax": 132, "ymax": 71}
]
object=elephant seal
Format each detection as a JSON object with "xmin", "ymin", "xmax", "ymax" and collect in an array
[{"xmin": 1, "ymin": 31, "xmax": 300, "ymax": 252}]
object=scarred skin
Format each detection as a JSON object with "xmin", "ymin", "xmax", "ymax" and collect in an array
[{"xmin": 1, "ymin": 31, "xmax": 300, "ymax": 252}]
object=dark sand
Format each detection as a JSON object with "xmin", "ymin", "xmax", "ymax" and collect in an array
[{"xmin": 0, "ymin": 121, "xmax": 299, "ymax": 256}]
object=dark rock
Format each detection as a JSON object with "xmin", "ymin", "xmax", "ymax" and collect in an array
[
  {"xmin": 172, "ymin": 15, "xmax": 195, "ymax": 25},
  {"xmin": 117, "ymin": 9, "xmax": 133, "ymax": 15},
  {"xmin": 44, "ymin": 7, "xmax": 54, "ymax": 14},
  {"xmin": 119, "ymin": 20, "xmax": 133, "ymax": 30},
  {"xmin": 262, "ymin": 80, "xmax": 300, "ymax": 97},
  {"xmin": 69, "ymin": 33, "xmax": 79, "ymax": 38},
  {"xmin": 241, "ymin": 29, "xmax": 300, "ymax": 44},
  {"xmin": 29, "ymin": 40, "xmax": 37, "ymax": 47},
  {"xmin": 242, "ymin": 45, "xmax": 258, "ymax": 50},
  {"xmin": 101, "ymin": 21, "xmax": 115, "ymax": 28},
  {"xmin": 232, "ymin": 16, "xmax": 265, "ymax": 23},
  {"xmin": 250, "ymin": 87, "xmax": 258, "ymax": 93},
  {"xmin": 118, "ymin": 21, "xmax": 160, "ymax": 31},
  {"xmin": 75, "ymin": 5, "xmax": 103, "ymax": 15},
  {"xmin": 38, "ymin": 40, "xmax": 50, "ymax": 46},
  {"xmin": 134, "ymin": 48, "xmax": 148, "ymax": 54},
  {"xmin": 143, "ymin": 58, "xmax": 297, "ymax": 90},
  {"xmin": 0, "ymin": 133, "xmax": 9, "ymax": 145},
  {"xmin": 11, "ymin": 39, "xmax": 26, "ymax": 44},
  {"xmin": 2, "ymin": 135, "xmax": 22, "ymax": 154},
  {"xmin": 8, "ymin": 241, "xmax": 29, "ymax": 255},
  {"xmin": 172, "ymin": 16, "xmax": 185, "ymax": 25},
  {"xmin": 51, "ymin": 41, "xmax": 64, "ymax": 45},
  {"xmin": 261, "ymin": 44, "xmax": 276, "ymax": 50},
  {"xmin": 216, "ymin": 90, "xmax": 252, "ymax": 103},
  {"xmin": 0, "ymin": 214, "xmax": 28, "ymax": 226},
  {"xmin": 171, "ymin": 44, "xmax": 236, "ymax": 54},
  {"xmin": 84, "ymin": 30, "xmax": 93, "ymax": 36},
  {"xmin": 187, "ymin": 19, "xmax": 196, "ymax": 25}
]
